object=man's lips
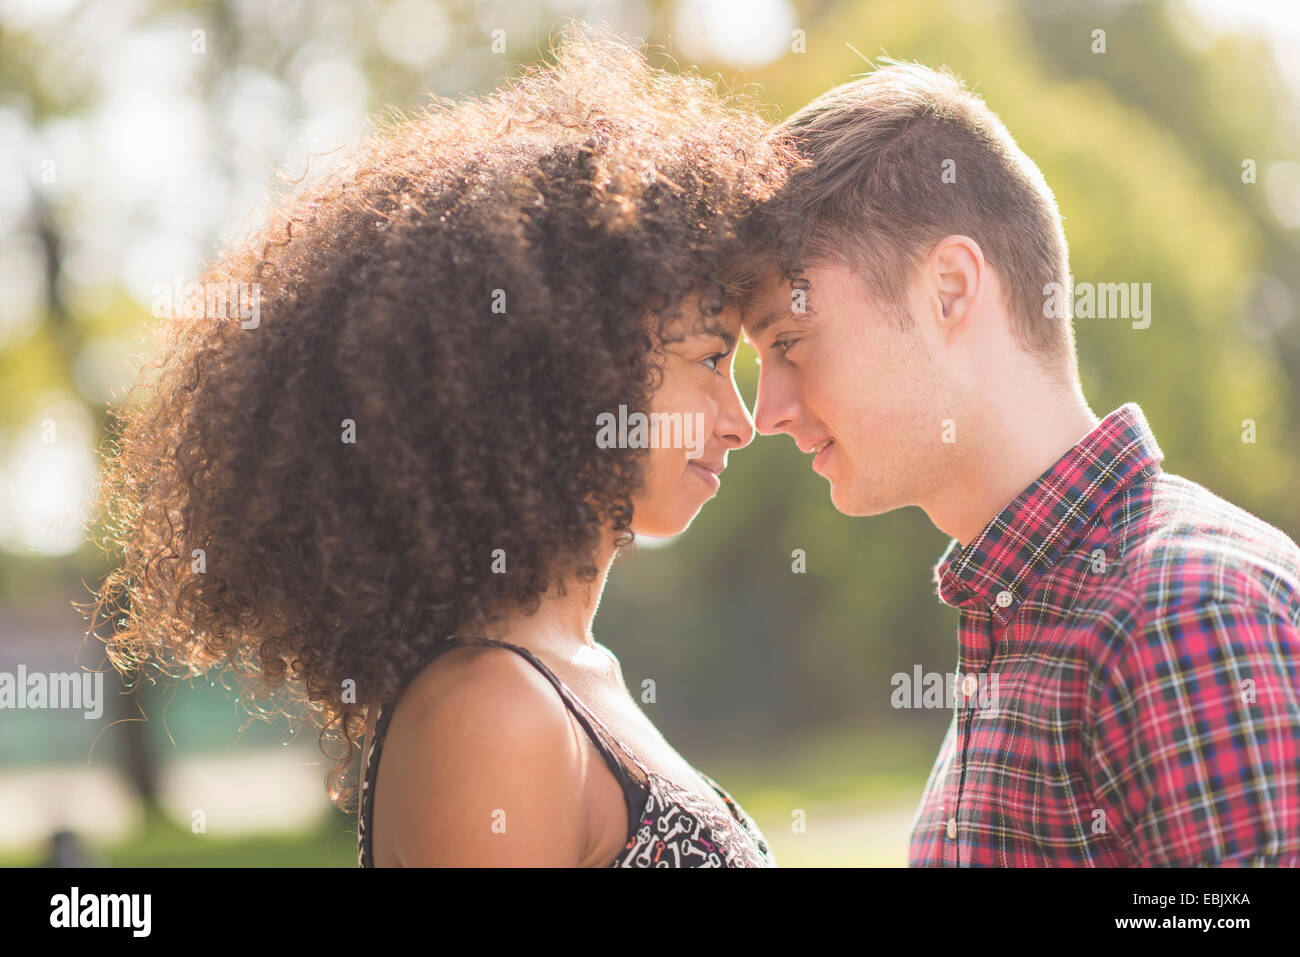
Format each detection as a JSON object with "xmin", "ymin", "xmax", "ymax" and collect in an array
[
  {"xmin": 812, "ymin": 439, "xmax": 835, "ymax": 473},
  {"xmin": 797, "ymin": 436, "xmax": 835, "ymax": 455},
  {"xmin": 795, "ymin": 435, "xmax": 836, "ymax": 475}
]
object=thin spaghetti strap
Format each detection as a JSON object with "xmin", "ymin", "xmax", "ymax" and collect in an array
[
  {"xmin": 358, "ymin": 696, "xmax": 395, "ymax": 868},
  {"xmin": 359, "ymin": 633, "xmax": 649, "ymax": 867},
  {"xmin": 440, "ymin": 634, "xmax": 651, "ymax": 783}
]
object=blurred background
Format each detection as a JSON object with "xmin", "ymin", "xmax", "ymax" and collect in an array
[{"xmin": 1, "ymin": 0, "xmax": 1297, "ymax": 867}]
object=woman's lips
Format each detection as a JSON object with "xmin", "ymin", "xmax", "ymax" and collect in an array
[{"xmin": 688, "ymin": 461, "xmax": 721, "ymax": 490}]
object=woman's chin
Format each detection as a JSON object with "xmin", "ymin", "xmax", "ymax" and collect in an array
[{"xmin": 631, "ymin": 504, "xmax": 705, "ymax": 540}]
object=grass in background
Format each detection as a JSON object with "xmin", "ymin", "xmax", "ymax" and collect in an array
[{"xmin": 1, "ymin": 719, "xmax": 944, "ymax": 867}]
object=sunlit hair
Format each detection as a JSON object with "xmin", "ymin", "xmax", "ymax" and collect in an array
[
  {"xmin": 750, "ymin": 60, "xmax": 1075, "ymax": 374},
  {"xmin": 81, "ymin": 23, "xmax": 794, "ymax": 812}
]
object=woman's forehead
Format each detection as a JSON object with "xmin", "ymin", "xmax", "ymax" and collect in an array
[{"xmin": 659, "ymin": 300, "xmax": 741, "ymax": 341}]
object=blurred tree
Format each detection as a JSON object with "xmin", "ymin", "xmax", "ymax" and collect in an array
[{"xmin": 0, "ymin": 0, "xmax": 1295, "ymax": 777}]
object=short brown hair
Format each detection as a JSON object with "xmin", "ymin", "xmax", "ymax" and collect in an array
[{"xmin": 761, "ymin": 60, "xmax": 1074, "ymax": 369}]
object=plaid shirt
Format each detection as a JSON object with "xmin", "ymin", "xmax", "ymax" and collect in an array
[{"xmin": 908, "ymin": 403, "xmax": 1300, "ymax": 866}]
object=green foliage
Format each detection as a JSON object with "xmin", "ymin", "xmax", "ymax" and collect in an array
[
  {"xmin": 602, "ymin": 0, "xmax": 1298, "ymax": 746},
  {"xmin": 2, "ymin": 1, "xmax": 1295, "ymax": 836}
]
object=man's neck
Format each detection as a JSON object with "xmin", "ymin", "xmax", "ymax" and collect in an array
[{"xmin": 925, "ymin": 378, "xmax": 1099, "ymax": 549}]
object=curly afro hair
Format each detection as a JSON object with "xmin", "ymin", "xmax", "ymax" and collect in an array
[{"xmin": 82, "ymin": 24, "xmax": 795, "ymax": 812}]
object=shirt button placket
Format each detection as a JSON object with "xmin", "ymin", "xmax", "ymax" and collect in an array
[
  {"xmin": 950, "ymin": 606, "xmax": 995, "ymax": 866},
  {"xmin": 947, "ymin": 681, "xmax": 967, "ymax": 865}
]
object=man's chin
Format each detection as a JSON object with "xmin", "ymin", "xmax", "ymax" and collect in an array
[
  {"xmin": 826, "ymin": 481, "xmax": 858, "ymax": 516},
  {"xmin": 828, "ymin": 480, "xmax": 893, "ymax": 518}
]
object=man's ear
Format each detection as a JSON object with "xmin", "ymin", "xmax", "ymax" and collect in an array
[{"xmin": 927, "ymin": 235, "xmax": 983, "ymax": 345}]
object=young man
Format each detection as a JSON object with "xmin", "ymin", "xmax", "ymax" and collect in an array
[{"xmin": 740, "ymin": 62, "xmax": 1300, "ymax": 866}]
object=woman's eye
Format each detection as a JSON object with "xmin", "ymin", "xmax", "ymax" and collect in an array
[{"xmin": 701, "ymin": 352, "xmax": 728, "ymax": 374}]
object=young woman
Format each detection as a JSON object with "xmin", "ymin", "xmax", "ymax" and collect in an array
[{"xmin": 86, "ymin": 27, "xmax": 794, "ymax": 867}]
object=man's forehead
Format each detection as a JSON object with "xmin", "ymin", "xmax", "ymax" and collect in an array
[
  {"xmin": 740, "ymin": 271, "xmax": 790, "ymax": 316},
  {"xmin": 741, "ymin": 276, "xmax": 814, "ymax": 340}
]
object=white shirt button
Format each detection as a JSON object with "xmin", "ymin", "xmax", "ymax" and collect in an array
[
  {"xmin": 946, "ymin": 817, "xmax": 957, "ymax": 839},
  {"xmin": 995, "ymin": 590, "xmax": 1014, "ymax": 608},
  {"xmin": 962, "ymin": 674, "xmax": 978, "ymax": 697}
]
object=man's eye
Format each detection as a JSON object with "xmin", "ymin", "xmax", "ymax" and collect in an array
[{"xmin": 772, "ymin": 338, "xmax": 799, "ymax": 355}]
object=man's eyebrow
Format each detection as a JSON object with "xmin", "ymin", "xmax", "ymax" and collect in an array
[
  {"xmin": 748, "ymin": 301, "xmax": 816, "ymax": 338},
  {"xmin": 749, "ymin": 309, "xmax": 785, "ymax": 337}
]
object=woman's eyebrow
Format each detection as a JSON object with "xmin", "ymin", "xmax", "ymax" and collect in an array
[
  {"xmin": 661, "ymin": 327, "xmax": 735, "ymax": 352},
  {"xmin": 683, "ymin": 325, "xmax": 735, "ymax": 350}
]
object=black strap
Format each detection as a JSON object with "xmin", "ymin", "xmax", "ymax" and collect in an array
[
  {"xmin": 431, "ymin": 634, "xmax": 644, "ymax": 785},
  {"xmin": 359, "ymin": 634, "xmax": 645, "ymax": 866}
]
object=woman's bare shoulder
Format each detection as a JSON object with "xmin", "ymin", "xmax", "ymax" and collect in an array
[{"xmin": 376, "ymin": 642, "xmax": 588, "ymax": 865}]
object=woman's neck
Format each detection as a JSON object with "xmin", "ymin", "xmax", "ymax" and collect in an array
[{"xmin": 475, "ymin": 532, "xmax": 621, "ymax": 666}]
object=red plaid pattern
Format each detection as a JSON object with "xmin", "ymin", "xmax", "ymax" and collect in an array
[{"xmin": 909, "ymin": 403, "xmax": 1300, "ymax": 866}]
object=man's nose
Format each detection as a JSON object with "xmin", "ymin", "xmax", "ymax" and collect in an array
[
  {"xmin": 717, "ymin": 378, "xmax": 756, "ymax": 450},
  {"xmin": 752, "ymin": 367, "xmax": 798, "ymax": 436}
]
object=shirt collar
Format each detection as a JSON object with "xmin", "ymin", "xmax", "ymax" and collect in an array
[{"xmin": 933, "ymin": 402, "xmax": 1164, "ymax": 624}]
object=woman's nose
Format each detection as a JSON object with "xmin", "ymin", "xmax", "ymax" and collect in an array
[{"xmin": 718, "ymin": 381, "xmax": 756, "ymax": 450}]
